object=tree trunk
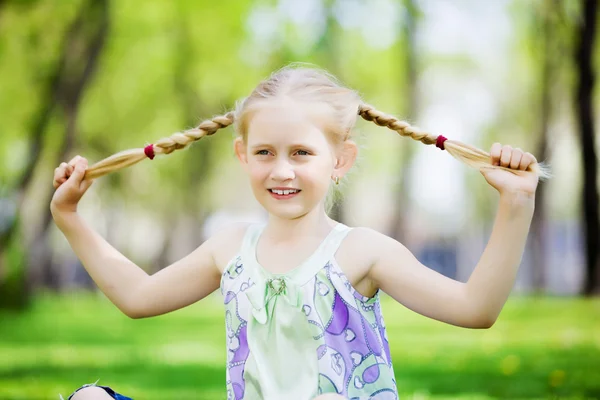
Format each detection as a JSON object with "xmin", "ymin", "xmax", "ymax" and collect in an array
[
  {"xmin": 575, "ymin": 0, "xmax": 599, "ymax": 295},
  {"xmin": 30, "ymin": 0, "xmax": 110, "ymax": 291},
  {"xmin": 162, "ymin": 3, "xmax": 220, "ymax": 269},
  {"xmin": 390, "ymin": 0, "xmax": 418, "ymax": 244},
  {"xmin": 530, "ymin": 1, "xmax": 557, "ymax": 293},
  {"xmin": 0, "ymin": 0, "xmax": 109, "ymax": 307}
]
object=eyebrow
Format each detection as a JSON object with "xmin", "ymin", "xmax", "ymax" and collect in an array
[{"xmin": 250, "ymin": 143, "xmax": 317, "ymax": 151}]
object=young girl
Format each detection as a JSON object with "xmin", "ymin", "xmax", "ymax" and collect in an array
[{"xmin": 51, "ymin": 65, "xmax": 546, "ymax": 400}]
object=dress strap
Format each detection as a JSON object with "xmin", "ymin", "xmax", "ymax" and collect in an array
[
  {"xmin": 288, "ymin": 223, "xmax": 352, "ymax": 284},
  {"xmin": 240, "ymin": 223, "xmax": 266, "ymax": 266},
  {"xmin": 239, "ymin": 222, "xmax": 352, "ymax": 286}
]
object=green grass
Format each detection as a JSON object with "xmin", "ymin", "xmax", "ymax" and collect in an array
[{"xmin": 0, "ymin": 293, "xmax": 598, "ymax": 399}]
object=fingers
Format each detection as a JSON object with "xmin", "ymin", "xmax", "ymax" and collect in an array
[
  {"xmin": 510, "ymin": 148, "xmax": 523, "ymax": 169},
  {"xmin": 70, "ymin": 159, "xmax": 88, "ymax": 183},
  {"xmin": 53, "ymin": 163, "xmax": 69, "ymax": 189},
  {"xmin": 519, "ymin": 152, "xmax": 537, "ymax": 170},
  {"xmin": 53, "ymin": 156, "xmax": 87, "ymax": 189},
  {"xmin": 490, "ymin": 143, "xmax": 502, "ymax": 166},
  {"xmin": 500, "ymin": 145, "xmax": 512, "ymax": 167},
  {"xmin": 490, "ymin": 144, "xmax": 537, "ymax": 170}
]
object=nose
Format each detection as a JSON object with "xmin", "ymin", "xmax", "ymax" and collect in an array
[{"xmin": 270, "ymin": 157, "xmax": 295, "ymax": 182}]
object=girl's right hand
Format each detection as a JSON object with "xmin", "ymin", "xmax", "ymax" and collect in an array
[{"xmin": 51, "ymin": 155, "xmax": 94, "ymax": 214}]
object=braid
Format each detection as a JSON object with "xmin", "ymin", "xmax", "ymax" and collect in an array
[
  {"xmin": 358, "ymin": 104, "xmax": 437, "ymax": 146},
  {"xmin": 83, "ymin": 112, "xmax": 234, "ymax": 180},
  {"xmin": 358, "ymin": 104, "xmax": 550, "ymax": 180}
]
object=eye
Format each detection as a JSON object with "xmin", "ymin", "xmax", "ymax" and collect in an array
[
  {"xmin": 295, "ymin": 150, "xmax": 310, "ymax": 156},
  {"xmin": 255, "ymin": 150, "xmax": 270, "ymax": 156}
]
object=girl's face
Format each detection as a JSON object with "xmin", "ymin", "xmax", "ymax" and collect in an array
[{"xmin": 235, "ymin": 102, "xmax": 350, "ymax": 220}]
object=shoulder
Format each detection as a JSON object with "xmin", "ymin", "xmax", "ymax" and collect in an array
[
  {"xmin": 207, "ymin": 221, "xmax": 253, "ymax": 273},
  {"xmin": 346, "ymin": 225, "xmax": 406, "ymax": 253},
  {"xmin": 341, "ymin": 225, "xmax": 391, "ymax": 253},
  {"xmin": 335, "ymin": 226, "xmax": 391, "ymax": 295},
  {"xmin": 351, "ymin": 226, "xmax": 417, "ymax": 275},
  {"xmin": 336, "ymin": 226, "xmax": 381, "ymax": 267}
]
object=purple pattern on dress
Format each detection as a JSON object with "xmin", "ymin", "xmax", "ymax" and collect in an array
[
  {"xmin": 320, "ymin": 290, "xmax": 386, "ymax": 395},
  {"xmin": 222, "ymin": 251, "xmax": 397, "ymax": 398},
  {"xmin": 228, "ymin": 324, "xmax": 249, "ymax": 400},
  {"xmin": 363, "ymin": 364, "xmax": 380, "ymax": 383},
  {"xmin": 224, "ymin": 291, "xmax": 236, "ymax": 304},
  {"xmin": 326, "ymin": 292, "xmax": 349, "ymax": 335},
  {"xmin": 374, "ymin": 301, "xmax": 393, "ymax": 366},
  {"xmin": 222, "ymin": 257, "xmax": 252, "ymax": 400}
]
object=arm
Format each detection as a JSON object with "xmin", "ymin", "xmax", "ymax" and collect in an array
[
  {"xmin": 464, "ymin": 192, "xmax": 534, "ymax": 326},
  {"xmin": 368, "ymin": 144, "xmax": 538, "ymax": 329},
  {"xmin": 51, "ymin": 155, "xmax": 226, "ymax": 319},
  {"xmin": 367, "ymin": 193, "xmax": 533, "ymax": 329},
  {"xmin": 367, "ymin": 229, "xmax": 486, "ymax": 329},
  {"xmin": 52, "ymin": 210, "xmax": 149, "ymax": 317},
  {"xmin": 52, "ymin": 210, "xmax": 224, "ymax": 319}
]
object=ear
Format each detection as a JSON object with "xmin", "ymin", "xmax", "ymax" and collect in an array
[
  {"xmin": 332, "ymin": 140, "xmax": 358, "ymax": 178},
  {"xmin": 234, "ymin": 137, "xmax": 249, "ymax": 171}
]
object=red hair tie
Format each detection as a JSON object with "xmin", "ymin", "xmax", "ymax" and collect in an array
[
  {"xmin": 144, "ymin": 144, "xmax": 155, "ymax": 160},
  {"xmin": 436, "ymin": 135, "xmax": 448, "ymax": 151}
]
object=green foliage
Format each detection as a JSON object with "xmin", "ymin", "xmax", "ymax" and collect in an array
[
  {"xmin": 0, "ymin": 294, "xmax": 597, "ymax": 399},
  {"xmin": 0, "ymin": 215, "xmax": 29, "ymax": 309}
]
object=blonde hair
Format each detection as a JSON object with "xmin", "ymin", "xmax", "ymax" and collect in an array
[{"xmin": 82, "ymin": 64, "xmax": 550, "ymax": 181}]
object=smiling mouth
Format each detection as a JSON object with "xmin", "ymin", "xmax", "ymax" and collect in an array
[{"xmin": 268, "ymin": 189, "xmax": 301, "ymax": 198}]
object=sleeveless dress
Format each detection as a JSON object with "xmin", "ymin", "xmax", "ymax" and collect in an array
[{"xmin": 220, "ymin": 223, "xmax": 398, "ymax": 400}]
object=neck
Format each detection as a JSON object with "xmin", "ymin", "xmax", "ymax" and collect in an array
[{"xmin": 263, "ymin": 204, "xmax": 337, "ymax": 244}]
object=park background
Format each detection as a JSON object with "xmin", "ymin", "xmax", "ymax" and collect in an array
[{"xmin": 0, "ymin": 0, "xmax": 599, "ymax": 399}]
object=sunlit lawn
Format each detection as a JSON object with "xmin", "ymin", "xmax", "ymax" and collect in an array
[{"xmin": 0, "ymin": 293, "xmax": 598, "ymax": 399}]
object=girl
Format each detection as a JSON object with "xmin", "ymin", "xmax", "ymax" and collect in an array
[{"xmin": 52, "ymin": 66, "xmax": 546, "ymax": 400}]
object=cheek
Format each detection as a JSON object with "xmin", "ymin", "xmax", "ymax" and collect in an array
[
  {"xmin": 247, "ymin": 160, "xmax": 271, "ymax": 187},
  {"xmin": 298, "ymin": 162, "xmax": 332, "ymax": 186},
  {"xmin": 248, "ymin": 164, "xmax": 268, "ymax": 183}
]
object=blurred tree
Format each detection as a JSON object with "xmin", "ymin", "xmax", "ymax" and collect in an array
[
  {"xmin": 66, "ymin": 0, "xmax": 254, "ymax": 280},
  {"xmin": 529, "ymin": 0, "xmax": 566, "ymax": 292},
  {"xmin": 492, "ymin": 0, "xmax": 578, "ymax": 293},
  {"xmin": 29, "ymin": 0, "xmax": 109, "ymax": 291},
  {"xmin": 151, "ymin": 2, "xmax": 225, "ymax": 273},
  {"xmin": 0, "ymin": 0, "xmax": 109, "ymax": 307},
  {"xmin": 575, "ymin": 0, "xmax": 599, "ymax": 295},
  {"xmin": 389, "ymin": 0, "xmax": 418, "ymax": 244}
]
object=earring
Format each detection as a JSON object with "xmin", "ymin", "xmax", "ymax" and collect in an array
[{"xmin": 332, "ymin": 176, "xmax": 340, "ymax": 185}]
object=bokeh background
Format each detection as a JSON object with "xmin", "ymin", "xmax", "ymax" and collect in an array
[{"xmin": 1, "ymin": 0, "xmax": 599, "ymax": 399}]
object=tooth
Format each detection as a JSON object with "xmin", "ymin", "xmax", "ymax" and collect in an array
[{"xmin": 284, "ymin": 190, "xmax": 290, "ymax": 195}]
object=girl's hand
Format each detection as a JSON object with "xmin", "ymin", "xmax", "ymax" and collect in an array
[
  {"xmin": 480, "ymin": 143, "xmax": 539, "ymax": 198},
  {"xmin": 50, "ymin": 155, "xmax": 94, "ymax": 214}
]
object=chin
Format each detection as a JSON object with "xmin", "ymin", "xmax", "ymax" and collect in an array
[
  {"xmin": 263, "ymin": 204, "xmax": 310, "ymax": 220},
  {"xmin": 254, "ymin": 196, "xmax": 311, "ymax": 220}
]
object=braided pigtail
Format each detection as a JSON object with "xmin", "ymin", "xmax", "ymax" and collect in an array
[
  {"xmin": 358, "ymin": 104, "xmax": 550, "ymax": 180},
  {"xmin": 83, "ymin": 112, "xmax": 234, "ymax": 180}
]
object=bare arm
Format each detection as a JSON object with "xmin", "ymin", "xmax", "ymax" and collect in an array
[
  {"xmin": 125, "ymin": 224, "xmax": 241, "ymax": 318},
  {"xmin": 52, "ymin": 210, "xmax": 227, "ymax": 319},
  {"xmin": 367, "ymin": 193, "xmax": 533, "ymax": 329},
  {"xmin": 52, "ymin": 211, "xmax": 148, "ymax": 317},
  {"xmin": 464, "ymin": 192, "xmax": 534, "ymax": 325},
  {"xmin": 368, "ymin": 143, "xmax": 538, "ymax": 329},
  {"xmin": 366, "ymin": 229, "xmax": 483, "ymax": 329},
  {"xmin": 50, "ymin": 155, "xmax": 223, "ymax": 319}
]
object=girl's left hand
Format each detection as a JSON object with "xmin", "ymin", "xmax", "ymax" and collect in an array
[{"xmin": 479, "ymin": 143, "xmax": 539, "ymax": 197}]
